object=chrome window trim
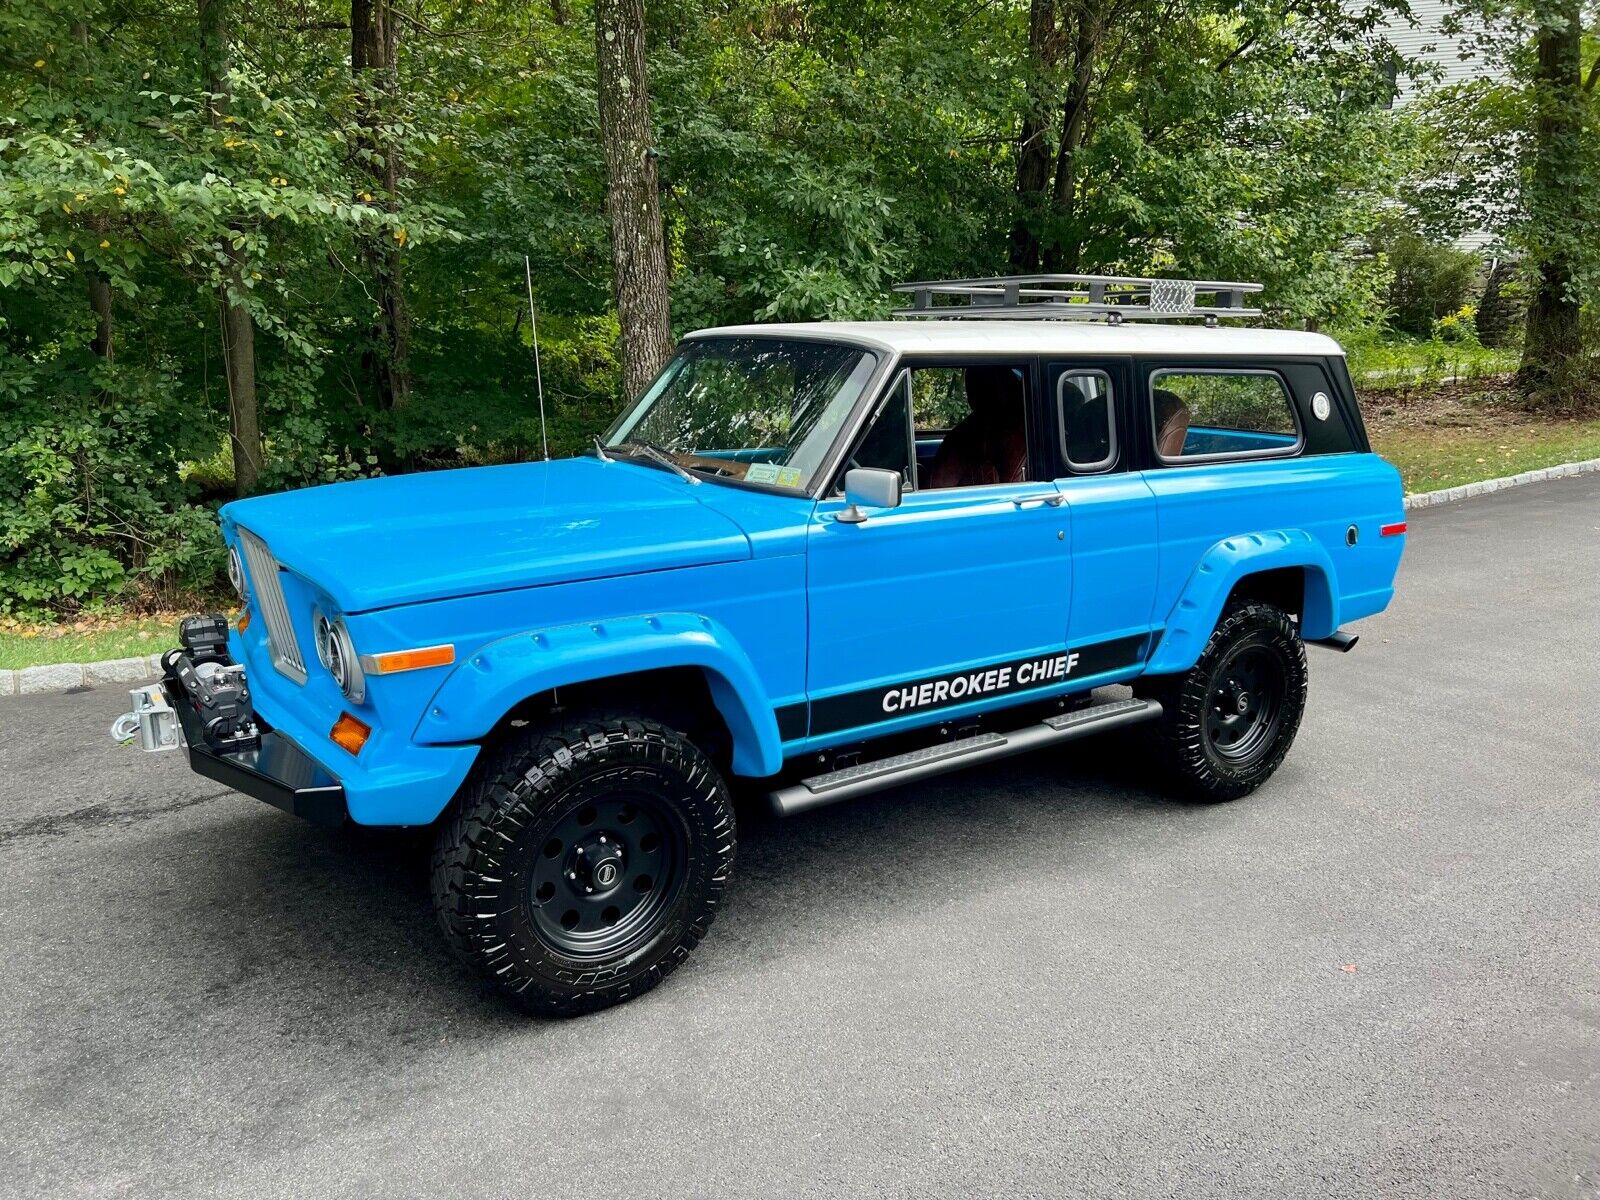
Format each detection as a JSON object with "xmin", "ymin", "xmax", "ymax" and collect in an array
[
  {"xmin": 1148, "ymin": 365, "xmax": 1304, "ymax": 465},
  {"xmin": 236, "ymin": 528, "xmax": 308, "ymax": 684},
  {"xmin": 1056, "ymin": 368, "xmax": 1117, "ymax": 473}
]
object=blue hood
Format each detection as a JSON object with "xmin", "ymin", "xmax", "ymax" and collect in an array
[{"xmin": 222, "ymin": 457, "xmax": 752, "ymax": 613}]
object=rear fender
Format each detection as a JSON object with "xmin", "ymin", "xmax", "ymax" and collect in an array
[
  {"xmin": 1146, "ymin": 530, "xmax": 1338, "ymax": 675},
  {"xmin": 413, "ymin": 612, "xmax": 783, "ymax": 777}
]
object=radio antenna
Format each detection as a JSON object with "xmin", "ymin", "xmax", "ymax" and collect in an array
[{"xmin": 524, "ymin": 255, "xmax": 550, "ymax": 461}]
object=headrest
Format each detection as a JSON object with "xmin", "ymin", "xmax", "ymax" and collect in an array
[{"xmin": 964, "ymin": 365, "xmax": 1024, "ymax": 415}]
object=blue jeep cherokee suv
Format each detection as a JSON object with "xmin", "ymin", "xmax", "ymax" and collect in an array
[{"xmin": 126, "ymin": 276, "xmax": 1406, "ymax": 1014}]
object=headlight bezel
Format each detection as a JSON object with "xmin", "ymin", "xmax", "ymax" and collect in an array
[
  {"xmin": 313, "ymin": 608, "xmax": 365, "ymax": 704},
  {"xmin": 227, "ymin": 545, "xmax": 246, "ymax": 599}
]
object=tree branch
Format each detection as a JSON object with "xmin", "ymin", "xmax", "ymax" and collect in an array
[{"xmin": 1215, "ymin": 32, "xmax": 1259, "ymax": 73}]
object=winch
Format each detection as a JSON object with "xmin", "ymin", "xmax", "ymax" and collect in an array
[{"xmin": 111, "ymin": 614, "xmax": 261, "ymax": 753}]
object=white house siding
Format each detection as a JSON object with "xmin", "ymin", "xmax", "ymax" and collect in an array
[
  {"xmin": 1364, "ymin": 0, "xmax": 1509, "ymax": 251},
  {"xmin": 1382, "ymin": 0, "xmax": 1501, "ymax": 105}
]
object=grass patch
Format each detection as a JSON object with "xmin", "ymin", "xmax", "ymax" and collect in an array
[
  {"xmin": 1372, "ymin": 418, "xmax": 1600, "ymax": 493},
  {"xmin": 1361, "ymin": 376, "xmax": 1600, "ymax": 493},
  {"xmin": 0, "ymin": 611, "xmax": 226, "ymax": 671}
]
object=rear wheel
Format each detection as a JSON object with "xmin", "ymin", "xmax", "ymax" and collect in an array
[
  {"xmin": 431, "ymin": 714, "xmax": 735, "ymax": 1016},
  {"xmin": 1138, "ymin": 602, "xmax": 1308, "ymax": 802}
]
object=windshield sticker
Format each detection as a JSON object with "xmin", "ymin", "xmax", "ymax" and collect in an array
[
  {"xmin": 775, "ymin": 466, "xmax": 803, "ymax": 488},
  {"xmin": 745, "ymin": 463, "xmax": 781, "ymax": 485}
]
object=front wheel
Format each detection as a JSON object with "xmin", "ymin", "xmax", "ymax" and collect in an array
[
  {"xmin": 1137, "ymin": 602, "xmax": 1309, "ymax": 803},
  {"xmin": 431, "ymin": 714, "xmax": 735, "ymax": 1016}
]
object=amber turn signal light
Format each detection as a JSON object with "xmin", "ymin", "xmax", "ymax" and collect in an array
[
  {"xmin": 330, "ymin": 712, "xmax": 372, "ymax": 756},
  {"xmin": 360, "ymin": 644, "xmax": 455, "ymax": 675},
  {"xmin": 237, "ymin": 609, "xmax": 251, "ymax": 634}
]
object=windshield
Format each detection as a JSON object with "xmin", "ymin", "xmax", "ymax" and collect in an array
[{"xmin": 605, "ymin": 337, "xmax": 879, "ymax": 491}]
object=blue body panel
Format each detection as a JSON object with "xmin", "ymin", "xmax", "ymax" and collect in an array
[
  {"xmin": 1142, "ymin": 452, "xmax": 1404, "ymax": 669},
  {"xmin": 217, "ymin": 416, "xmax": 1404, "ymax": 826},
  {"xmin": 221, "ymin": 457, "xmax": 749, "ymax": 613}
]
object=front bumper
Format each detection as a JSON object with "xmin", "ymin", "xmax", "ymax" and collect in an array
[{"xmin": 161, "ymin": 670, "xmax": 349, "ymax": 828}]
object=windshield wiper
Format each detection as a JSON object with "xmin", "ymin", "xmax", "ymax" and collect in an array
[{"xmin": 617, "ymin": 439, "xmax": 701, "ymax": 485}]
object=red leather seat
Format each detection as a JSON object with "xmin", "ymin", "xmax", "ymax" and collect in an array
[{"xmin": 927, "ymin": 366, "xmax": 1028, "ymax": 489}]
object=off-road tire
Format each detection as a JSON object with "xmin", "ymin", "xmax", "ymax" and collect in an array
[
  {"xmin": 431, "ymin": 713, "xmax": 735, "ymax": 1016},
  {"xmin": 1138, "ymin": 602, "xmax": 1308, "ymax": 803}
]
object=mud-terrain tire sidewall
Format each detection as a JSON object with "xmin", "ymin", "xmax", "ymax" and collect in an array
[
  {"xmin": 1144, "ymin": 603, "xmax": 1309, "ymax": 803},
  {"xmin": 431, "ymin": 715, "xmax": 735, "ymax": 1016}
]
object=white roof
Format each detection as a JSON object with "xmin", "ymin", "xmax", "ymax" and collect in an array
[{"xmin": 691, "ymin": 320, "xmax": 1344, "ymax": 359}]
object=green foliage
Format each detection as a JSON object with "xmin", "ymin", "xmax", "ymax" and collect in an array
[
  {"xmin": 0, "ymin": 323, "xmax": 223, "ymax": 616},
  {"xmin": 1383, "ymin": 232, "xmax": 1483, "ymax": 337},
  {"xmin": 1337, "ymin": 323, "xmax": 1519, "ymax": 389},
  {"xmin": 1408, "ymin": 2, "xmax": 1600, "ymax": 401},
  {"xmin": 0, "ymin": 0, "xmax": 1564, "ymax": 616}
]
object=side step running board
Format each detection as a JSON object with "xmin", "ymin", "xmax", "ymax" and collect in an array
[{"xmin": 768, "ymin": 697, "xmax": 1162, "ymax": 817}]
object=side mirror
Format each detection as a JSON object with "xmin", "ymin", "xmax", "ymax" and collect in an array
[{"xmin": 836, "ymin": 467, "xmax": 902, "ymax": 525}]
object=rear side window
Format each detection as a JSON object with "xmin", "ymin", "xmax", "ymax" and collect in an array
[
  {"xmin": 1151, "ymin": 369, "xmax": 1300, "ymax": 461},
  {"xmin": 1056, "ymin": 370, "xmax": 1115, "ymax": 471}
]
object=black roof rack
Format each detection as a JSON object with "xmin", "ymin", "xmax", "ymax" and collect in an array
[{"xmin": 892, "ymin": 274, "xmax": 1263, "ymax": 325}]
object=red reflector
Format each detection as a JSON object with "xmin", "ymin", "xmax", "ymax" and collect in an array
[{"xmin": 1381, "ymin": 522, "xmax": 1407, "ymax": 537}]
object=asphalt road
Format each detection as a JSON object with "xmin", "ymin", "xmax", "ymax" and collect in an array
[{"xmin": 2, "ymin": 476, "xmax": 1597, "ymax": 1200}]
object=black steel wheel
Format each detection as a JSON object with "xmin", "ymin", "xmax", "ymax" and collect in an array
[
  {"xmin": 432, "ymin": 714, "xmax": 735, "ymax": 1016},
  {"xmin": 527, "ymin": 790, "xmax": 687, "ymax": 961},
  {"xmin": 1137, "ymin": 602, "xmax": 1308, "ymax": 802},
  {"xmin": 1202, "ymin": 646, "xmax": 1286, "ymax": 763}
]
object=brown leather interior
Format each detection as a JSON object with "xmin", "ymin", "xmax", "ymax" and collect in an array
[
  {"xmin": 1154, "ymin": 388, "xmax": 1191, "ymax": 458},
  {"xmin": 926, "ymin": 365, "xmax": 1028, "ymax": 489}
]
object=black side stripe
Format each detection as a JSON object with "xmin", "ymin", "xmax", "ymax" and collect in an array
[
  {"xmin": 775, "ymin": 703, "xmax": 809, "ymax": 742},
  {"xmin": 797, "ymin": 634, "xmax": 1148, "ymax": 738}
]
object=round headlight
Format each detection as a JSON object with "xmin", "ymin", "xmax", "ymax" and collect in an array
[
  {"xmin": 314, "ymin": 610, "xmax": 365, "ymax": 704},
  {"xmin": 227, "ymin": 546, "xmax": 246, "ymax": 598}
]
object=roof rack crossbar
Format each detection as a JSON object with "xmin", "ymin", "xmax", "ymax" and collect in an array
[{"xmin": 891, "ymin": 274, "xmax": 1263, "ymax": 323}]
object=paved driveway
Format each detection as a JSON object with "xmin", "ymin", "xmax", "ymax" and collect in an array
[{"xmin": 2, "ymin": 475, "xmax": 1597, "ymax": 1199}]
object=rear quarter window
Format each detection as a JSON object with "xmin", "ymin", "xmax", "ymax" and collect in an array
[{"xmin": 1151, "ymin": 368, "xmax": 1301, "ymax": 461}]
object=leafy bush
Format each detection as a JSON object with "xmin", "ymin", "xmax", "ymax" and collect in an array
[
  {"xmin": 1384, "ymin": 233, "xmax": 1483, "ymax": 338},
  {"xmin": 0, "ymin": 322, "xmax": 223, "ymax": 618}
]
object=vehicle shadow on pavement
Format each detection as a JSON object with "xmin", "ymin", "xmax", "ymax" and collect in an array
[{"xmin": 140, "ymin": 728, "xmax": 1178, "ymax": 1041}]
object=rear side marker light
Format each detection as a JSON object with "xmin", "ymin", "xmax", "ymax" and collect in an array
[
  {"xmin": 359, "ymin": 644, "xmax": 456, "ymax": 675},
  {"xmin": 330, "ymin": 712, "xmax": 372, "ymax": 756},
  {"xmin": 1381, "ymin": 522, "xmax": 1407, "ymax": 537}
]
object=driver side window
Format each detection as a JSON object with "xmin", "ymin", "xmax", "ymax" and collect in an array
[{"xmin": 844, "ymin": 362, "xmax": 1033, "ymax": 492}]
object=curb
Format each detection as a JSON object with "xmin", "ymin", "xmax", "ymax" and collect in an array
[
  {"xmin": 1, "ymin": 653, "xmax": 167, "ymax": 698},
  {"xmin": 1403, "ymin": 455, "xmax": 1600, "ymax": 510},
  {"xmin": 5, "ymin": 456, "xmax": 1599, "ymax": 699}
]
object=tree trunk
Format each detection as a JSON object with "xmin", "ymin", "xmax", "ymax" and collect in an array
[
  {"xmin": 88, "ymin": 270, "xmax": 114, "ymax": 362},
  {"xmin": 352, "ymin": 0, "xmax": 413, "ymax": 411},
  {"xmin": 1041, "ymin": 7, "xmax": 1100, "ymax": 273},
  {"xmin": 1008, "ymin": 0, "xmax": 1060, "ymax": 273},
  {"xmin": 1518, "ymin": 0, "xmax": 1584, "ymax": 400},
  {"xmin": 595, "ymin": 0, "xmax": 674, "ymax": 400},
  {"xmin": 198, "ymin": 0, "xmax": 262, "ymax": 495},
  {"xmin": 219, "ymin": 280, "xmax": 261, "ymax": 493}
]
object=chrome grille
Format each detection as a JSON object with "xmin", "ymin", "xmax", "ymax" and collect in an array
[{"xmin": 237, "ymin": 528, "xmax": 308, "ymax": 683}]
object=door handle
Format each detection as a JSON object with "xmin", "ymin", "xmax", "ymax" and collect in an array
[{"xmin": 1009, "ymin": 494, "xmax": 1065, "ymax": 508}]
